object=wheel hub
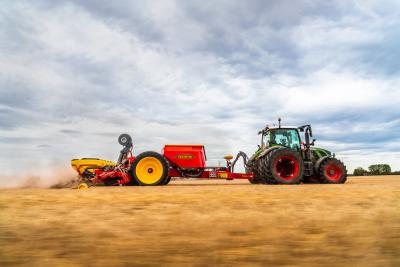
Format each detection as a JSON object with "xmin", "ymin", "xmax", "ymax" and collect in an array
[
  {"xmin": 325, "ymin": 164, "xmax": 342, "ymax": 181},
  {"xmin": 274, "ymin": 155, "xmax": 299, "ymax": 180}
]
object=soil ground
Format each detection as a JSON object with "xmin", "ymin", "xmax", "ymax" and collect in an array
[{"xmin": 0, "ymin": 176, "xmax": 399, "ymax": 266}]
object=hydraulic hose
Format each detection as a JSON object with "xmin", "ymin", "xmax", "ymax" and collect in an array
[{"xmin": 231, "ymin": 151, "xmax": 249, "ymax": 173}]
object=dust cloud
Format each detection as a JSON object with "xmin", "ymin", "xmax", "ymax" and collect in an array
[{"xmin": 0, "ymin": 166, "xmax": 78, "ymax": 189}]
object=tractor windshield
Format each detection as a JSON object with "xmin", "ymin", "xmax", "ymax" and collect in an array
[{"xmin": 266, "ymin": 129, "xmax": 301, "ymax": 150}]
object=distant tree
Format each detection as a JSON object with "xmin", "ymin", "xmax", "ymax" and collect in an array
[
  {"xmin": 353, "ymin": 167, "xmax": 368, "ymax": 176},
  {"xmin": 368, "ymin": 164, "xmax": 391, "ymax": 175},
  {"xmin": 383, "ymin": 164, "xmax": 392, "ymax": 174}
]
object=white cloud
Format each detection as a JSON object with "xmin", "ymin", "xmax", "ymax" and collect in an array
[{"xmin": 1, "ymin": 1, "xmax": 400, "ymax": 185}]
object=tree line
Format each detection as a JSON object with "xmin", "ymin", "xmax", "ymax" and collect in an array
[{"xmin": 353, "ymin": 164, "xmax": 400, "ymax": 176}]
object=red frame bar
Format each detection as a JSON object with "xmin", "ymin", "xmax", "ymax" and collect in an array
[{"xmin": 168, "ymin": 167, "xmax": 253, "ymax": 180}]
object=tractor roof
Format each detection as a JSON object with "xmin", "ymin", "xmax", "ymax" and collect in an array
[{"xmin": 268, "ymin": 126, "xmax": 299, "ymax": 130}]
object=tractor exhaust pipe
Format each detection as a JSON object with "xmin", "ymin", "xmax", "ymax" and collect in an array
[
  {"xmin": 299, "ymin": 125, "xmax": 315, "ymax": 162},
  {"xmin": 304, "ymin": 127, "xmax": 312, "ymax": 161}
]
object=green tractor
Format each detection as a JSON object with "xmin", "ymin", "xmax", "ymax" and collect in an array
[{"xmin": 246, "ymin": 119, "xmax": 347, "ymax": 184}]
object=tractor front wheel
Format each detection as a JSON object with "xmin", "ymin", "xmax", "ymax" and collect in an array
[
  {"xmin": 259, "ymin": 147, "xmax": 303, "ymax": 184},
  {"xmin": 130, "ymin": 151, "xmax": 169, "ymax": 186},
  {"xmin": 318, "ymin": 158, "xmax": 347, "ymax": 184}
]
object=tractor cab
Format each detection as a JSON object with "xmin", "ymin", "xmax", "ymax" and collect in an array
[
  {"xmin": 262, "ymin": 127, "xmax": 301, "ymax": 151},
  {"xmin": 258, "ymin": 118, "xmax": 315, "ymax": 158}
]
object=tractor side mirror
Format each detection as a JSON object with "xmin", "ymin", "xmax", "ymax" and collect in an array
[{"xmin": 311, "ymin": 139, "xmax": 316, "ymax": 146}]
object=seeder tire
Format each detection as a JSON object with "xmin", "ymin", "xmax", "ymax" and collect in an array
[
  {"xmin": 259, "ymin": 147, "xmax": 303, "ymax": 184},
  {"xmin": 162, "ymin": 176, "xmax": 172, "ymax": 185},
  {"xmin": 318, "ymin": 158, "xmax": 347, "ymax": 184},
  {"xmin": 128, "ymin": 179, "xmax": 140, "ymax": 186},
  {"xmin": 118, "ymin": 133, "xmax": 132, "ymax": 146},
  {"xmin": 130, "ymin": 151, "xmax": 169, "ymax": 186}
]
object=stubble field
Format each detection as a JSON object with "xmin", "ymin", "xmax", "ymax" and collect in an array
[{"xmin": 0, "ymin": 176, "xmax": 399, "ymax": 266}]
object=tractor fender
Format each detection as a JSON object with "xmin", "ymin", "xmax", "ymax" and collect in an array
[
  {"xmin": 257, "ymin": 146, "xmax": 280, "ymax": 160},
  {"xmin": 314, "ymin": 156, "xmax": 331, "ymax": 174}
]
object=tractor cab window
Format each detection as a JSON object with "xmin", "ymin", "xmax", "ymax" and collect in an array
[{"xmin": 268, "ymin": 129, "xmax": 301, "ymax": 150}]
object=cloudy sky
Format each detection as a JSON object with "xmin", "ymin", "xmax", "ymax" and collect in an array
[{"xmin": 1, "ymin": 0, "xmax": 400, "ymax": 183}]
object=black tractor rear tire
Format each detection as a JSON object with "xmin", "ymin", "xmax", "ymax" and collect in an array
[
  {"xmin": 318, "ymin": 158, "xmax": 347, "ymax": 184},
  {"xmin": 249, "ymin": 176, "xmax": 261, "ymax": 184},
  {"xmin": 248, "ymin": 160, "xmax": 264, "ymax": 184},
  {"xmin": 249, "ymin": 169, "xmax": 263, "ymax": 184},
  {"xmin": 259, "ymin": 147, "xmax": 303, "ymax": 184}
]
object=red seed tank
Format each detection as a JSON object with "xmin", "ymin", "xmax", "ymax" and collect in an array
[{"xmin": 162, "ymin": 145, "xmax": 206, "ymax": 168}]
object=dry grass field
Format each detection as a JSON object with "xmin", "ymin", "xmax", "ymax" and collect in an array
[{"xmin": 0, "ymin": 176, "xmax": 399, "ymax": 267}]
